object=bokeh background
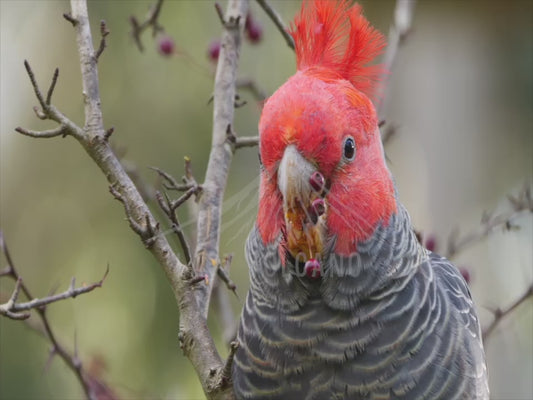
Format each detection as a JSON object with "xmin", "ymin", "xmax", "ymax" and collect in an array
[{"xmin": 1, "ymin": 0, "xmax": 532, "ymax": 399}]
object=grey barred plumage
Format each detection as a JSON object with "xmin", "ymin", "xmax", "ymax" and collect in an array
[
  {"xmin": 233, "ymin": 204, "xmax": 489, "ymax": 399},
  {"xmin": 233, "ymin": 1, "xmax": 489, "ymax": 397}
]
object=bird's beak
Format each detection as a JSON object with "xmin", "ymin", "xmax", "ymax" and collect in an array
[{"xmin": 277, "ymin": 145, "xmax": 327, "ymax": 262}]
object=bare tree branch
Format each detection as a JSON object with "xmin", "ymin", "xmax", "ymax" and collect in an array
[
  {"xmin": 151, "ymin": 161, "xmax": 203, "ymax": 266},
  {"xmin": 7, "ymin": 267, "xmax": 109, "ymax": 313},
  {"xmin": 255, "ymin": 0, "xmax": 294, "ymax": 50},
  {"xmin": 18, "ymin": 61, "xmax": 85, "ymax": 141},
  {"xmin": 483, "ymin": 284, "xmax": 533, "ymax": 342},
  {"xmin": 15, "ymin": 0, "xmax": 248, "ymax": 397},
  {"xmin": 446, "ymin": 185, "xmax": 532, "ymax": 259},
  {"xmin": 194, "ymin": 0, "xmax": 249, "ymax": 320},
  {"xmin": 0, "ymin": 231, "xmax": 96, "ymax": 400}
]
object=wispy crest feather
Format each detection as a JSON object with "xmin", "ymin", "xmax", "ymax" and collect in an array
[{"xmin": 290, "ymin": 0, "xmax": 386, "ymax": 97}]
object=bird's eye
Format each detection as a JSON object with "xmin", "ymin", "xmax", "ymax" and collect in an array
[{"xmin": 343, "ymin": 136, "xmax": 356, "ymax": 161}]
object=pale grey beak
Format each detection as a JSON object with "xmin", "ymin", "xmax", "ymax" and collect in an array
[
  {"xmin": 277, "ymin": 145, "xmax": 316, "ymax": 206},
  {"xmin": 277, "ymin": 145, "xmax": 327, "ymax": 261}
]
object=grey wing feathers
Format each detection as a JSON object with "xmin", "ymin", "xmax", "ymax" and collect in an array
[{"xmin": 233, "ymin": 225, "xmax": 489, "ymax": 399}]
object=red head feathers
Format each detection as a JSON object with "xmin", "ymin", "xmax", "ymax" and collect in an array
[
  {"xmin": 290, "ymin": 0, "xmax": 386, "ymax": 98},
  {"xmin": 257, "ymin": 0, "xmax": 396, "ymax": 256}
]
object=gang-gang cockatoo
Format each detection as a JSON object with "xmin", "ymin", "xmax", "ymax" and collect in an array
[{"xmin": 232, "ymin": 1, "xmax": 489, "ymax": 399}]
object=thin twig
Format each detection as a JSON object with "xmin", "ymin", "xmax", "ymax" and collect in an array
[
  {"xmin": 150, "ymin": 166, "xmax": 199, "ymax": 192},
  {"xmin": 171, "ymin": 186, "xmax": 199, "ymax": 211},
  {"xmin": 0, "ymin": 231, "xmax": 96, "ymax": 400},
  {"xmin": 215, "ymin": 2, "xmax": 226, "ymax": 26},
  {"xmin": 94, "ymin": 20, "xmax": 110, "ymax": 62},
  {"xmin": 10, "ymin": 267, "xmax": 109, "ymax": 312},
  {"xmin": 18, "ymin": 60, "xmax": 85, "ymax": 140},
  {"xmin": 63, "ymin": 12, "xmax": 78, "ymax": 26},
  {"xmin": 234, "ymin": 136, "xmax": 259, "ymax": 149},
  {"xmin": 172, "ymin": 222, "xmax": 193, "ymax": 266},
  {"xmin": 46, "ymin": 68, "xmax": 59, "ymax": 105},
  {"xmin": 376, "ymin": 0, "xmax": 417, "ymax": 128},
  {"xmin": 446, "ymin": 185, "xmax": 532, "ymax": 259},
  {"xmin": 155, "ymin": 190, "xmax": 194, "ymax": 266},
  {"xmin": 130, "ymin": 0, "xmax": 164, "ymax": 52},
  {"xmin": 215, "ymin": 341, "xmax": 239, "ymax": 390},
  {"xmin": 15, "ymin": 125, "xmax": 68, "ymax": 138},
  {"xmin": 152, "ymin": 163, "xmax": 202, "ymax": 266},
  {"xmin": 483, "ymin": 284, "xmax": 533, "ymax": 342},
  {"xmin": 24, "ymin": 59, "xmax": 47, "ymax": 111},
  {"xmin": 104, "ymin": 126, "xmax": 114, "ymax": 141},
  {"xmin": 216, "ymin": 255, "xmax": 238, "ymax": 298},
  {"xmin": 255, "ymin": 0, "xmax": 294, "ymax": 50}
]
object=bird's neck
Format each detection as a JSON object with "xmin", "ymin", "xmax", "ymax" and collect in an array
[
  {"xmin": 247, "ymin": 202, "xmax": 426, "ymax": 312},
  {"xmin": 320, "ymin": 202, "xmax": 426, "ymax": 309}
]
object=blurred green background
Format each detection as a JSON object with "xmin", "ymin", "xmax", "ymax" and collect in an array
[{"xmin": 1, "ymin": 0, "xmax": 531, "ymax": 399}]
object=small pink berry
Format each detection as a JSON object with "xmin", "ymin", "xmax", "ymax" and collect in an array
[
  {"xmin": 304, "ymin": 259, "xmax": 321, "ymax": 279},
  {"xmin": 158, "ymin": 35, "xmax": 175, "ymax": 56},
  {"xmin": 459, "ymin": 267, "xmax": 471, "ymax": 285},
  {"xmin": 246, "ymin": 21, "xmax": 263, "ymax": 43},
  {"xmin": 207, "ymin": 39, "xmax": 221, "ymax": 62},
  {"xmin": 425, "ymin": 234, "xmax": 437, "ymax": 252},
  {"xmin": 309, "ymin": 171, "xmax": 325, "ymax": 193}
]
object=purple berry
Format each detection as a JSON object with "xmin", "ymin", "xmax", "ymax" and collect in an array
[
  {"xmin": 309, "ymin": 171, "xmax": 325, "ymax": 193},
  {"xmin": 246, "ymin": 21, "xmax": 263, "ymax": 43},
  {"xmin": 207, "ymin": 39, "xmax": 221, "ymax": 62},
  {"xmin": 305, "ymin": 259, "xmax": 321, "ymax": 279},
  {"xmin": 425, "ymin": 234, "xmax": 437, "ymax": 252},
  {"xmin": 158, "ymin": 36, "xmax": 175, "ymax": 56},
  {"xmin": 459, "ymin": 267, "xmax": 471, "ymax": 285}
]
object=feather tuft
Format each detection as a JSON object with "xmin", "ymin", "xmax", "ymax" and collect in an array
[{"xmin": 290, "ymin": 0, "xmax": 386, "ymax": 97}]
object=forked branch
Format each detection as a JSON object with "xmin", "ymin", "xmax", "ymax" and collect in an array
[
  {"xmin": 130, "ymin": 0, "xmax": 165, "ymax": 52},
  {"xmin": 483, "ymin": 284, "xmax": 533, "ymax": 342},
  {"xmin": 15, "ymin": 0, "xmax": 249, "ymax": 398},
  {"xmin": 447, "ymin": 185, "xmax": 532, "ymax": 259},
  {"xmin": 0, "ymin": 231, "xmax": 99, "ymax": 400}
]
